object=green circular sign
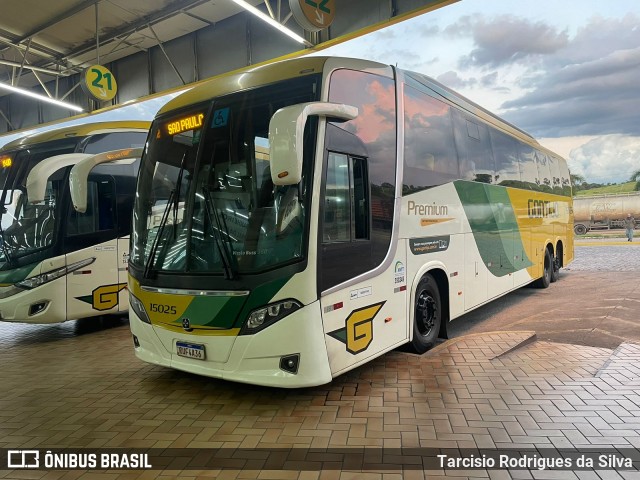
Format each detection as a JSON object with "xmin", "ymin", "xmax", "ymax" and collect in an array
[
  {"xmin": 289, "ymin": 0, "xmax": 335, "ymax": 32},
  {"xmin": 82, "ymin": 65, "xmax": 118, "ymax": 102}
]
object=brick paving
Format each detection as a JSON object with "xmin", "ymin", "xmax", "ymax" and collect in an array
[
  {"xmin": 0, "ymin": 244, "xmax": 640, "ymax": 479},
  {"xmin": 568, "ymin": 242, "xmax": 640, "ymax": 272}
]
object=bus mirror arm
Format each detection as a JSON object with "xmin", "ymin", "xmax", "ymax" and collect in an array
[
  {"xmin": 69, "ymin": 148, "xmax": 143, "ymax": 212},
  {"xmin": 268, "ymin": 102, "xmax": 358, "ymax": 186}
]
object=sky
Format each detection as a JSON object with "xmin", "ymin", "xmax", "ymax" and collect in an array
[
  {"xmin": 1, "ymin": 0, "xmax": 638, "ymax": 184},
  {"xmin": 317, "ymin": 0, "xmax": 640, "ymax": 184}
]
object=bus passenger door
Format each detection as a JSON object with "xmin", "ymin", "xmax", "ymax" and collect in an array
[
  {"xmin": 319, "ymin": 151, "xmax": 406, "ymax": 375},
  {"xmin": 65, "ymin": 176, "xmax": 122, "ymax": 320}
]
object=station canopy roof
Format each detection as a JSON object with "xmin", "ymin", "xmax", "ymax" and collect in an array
[{"xmin": 0, "ymin": 0, "xmax": 263, "ymax": 89}]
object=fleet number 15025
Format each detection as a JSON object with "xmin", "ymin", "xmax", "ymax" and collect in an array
[{"xmin": 149, "ymin": 303, "xmax": 177, "ymax": 314}]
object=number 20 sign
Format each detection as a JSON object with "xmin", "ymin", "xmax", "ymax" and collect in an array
[{"xmin": 82, "ymin": 64, "xmax": 118, "ymax": 102}]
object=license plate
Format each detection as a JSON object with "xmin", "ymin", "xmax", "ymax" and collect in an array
[{"xmin": 176, "ymin": 341, "xmax": 206, "ymax": 360}]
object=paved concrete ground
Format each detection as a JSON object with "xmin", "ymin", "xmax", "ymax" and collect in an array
[
  {"xmin": 0, "ymin": 238, "xmax": 639, "ymax": 479},
  {"xmin": 448, "ymin": 235, "xmax": 640, "ymax": 349}
]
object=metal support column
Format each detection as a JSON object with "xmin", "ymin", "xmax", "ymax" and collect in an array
[
  {"xmin": 148, "ymin": 24, "xmax": 186, "ymax": 85},
  {"xmin": 0, "ymin": 108, "xmax": 15, "ymax": 131}
]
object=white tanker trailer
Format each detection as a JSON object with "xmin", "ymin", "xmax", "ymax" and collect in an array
[{"xmin": 573, "ymin": 192, "xmax": 640, "ymax": 235}]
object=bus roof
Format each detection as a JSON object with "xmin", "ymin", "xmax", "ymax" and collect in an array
[
  {"xmin": 158, "ymin": 56, "xmax": 383, "ymax": 115},
  {"xmin": 157, "ymin": 55, "xmax": 561, "ymax": 160},
  {"xmin": 0, "ymin": 120, "xmax": 150, "ymax": 152}
]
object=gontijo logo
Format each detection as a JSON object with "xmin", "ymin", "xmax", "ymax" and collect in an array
[
  {"xmin": 527, "ymin": 199, "xmax": 559, "ymax": 218},
  {"xmin": 327, "ymin": 301, "xmax": 385, "ymax": 355}
]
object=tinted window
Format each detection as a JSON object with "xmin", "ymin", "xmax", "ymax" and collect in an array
[
  {"xmin": 323, "ymin": 152, "xmax": 351, "ymax": 243},
  {"xmin": 518, "ymin": 144, "xmax": 540, "ymax": 191},
  {"xmin": 403, "ymin": 85, "xmax": 458, "ymax": 193},
  {"xmin": 82, "ymin": 131, "xmax": 147, "ymax": 154},
  {"xmin": 323, "ymin": 153, "xmax": 369, "ymax": 243},
  {"xmin": 536, "ymin": 152, "xmax": 552, "ymax": 193},
  {"xmin": 491, "ymin": 130, "xmax": 522, "ymax": 188},
  {"xmin": 453, "ymin": 109, "xmax": 495, "ymax": 184},
  {"xmin": 67, "ymin": 178, "xmax": 116, "ymax": 235},
  {"xmin": 556, "ymin": 156, "xmax": 572, "ymax": 196},
  {"xmin": 545, "ymin": 154, "xmax": 563, "ymax": 195}
]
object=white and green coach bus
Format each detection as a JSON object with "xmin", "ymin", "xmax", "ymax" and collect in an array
[
  {"xmin": 128, "ymin": 57, "xmax": 573, "ymax": 387},
  {"xmin": 0, "ymin": 122, "xmax": 149, "ymax": 323}
]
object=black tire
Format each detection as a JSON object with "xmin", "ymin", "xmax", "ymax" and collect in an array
[
  {"xmin": 410, "ymin": 275, "xmax": 441, "ymax": 354},
  {"xmin": 534, "ymin": 248, "xmax": 552, "ymax": 289},
  {"xmin": 550, "ymin": 253, "xmax": 560, "ymax": 283},
  {"xmin": 574, "ymin": 224, "xmax": 587, "ymax": 235}
]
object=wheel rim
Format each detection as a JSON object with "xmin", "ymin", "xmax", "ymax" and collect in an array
[{"xmin": 416, "ymin": 289, "xmax": 437, "ymax": 337}]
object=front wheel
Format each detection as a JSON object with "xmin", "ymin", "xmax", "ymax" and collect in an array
[
  {"xmin": 410, "ymin": 275, "xmax": 441, "ymax": 354},
  {"xmin": 534, "ymin": 248, "xmax": 552, "ymax": 289}
]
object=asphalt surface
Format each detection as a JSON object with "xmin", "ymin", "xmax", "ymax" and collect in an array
[{"xmin": 448, "ymin": 233, "xmax": 640, "ymax": 349}]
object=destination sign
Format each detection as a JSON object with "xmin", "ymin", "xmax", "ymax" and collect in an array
[
  {"xmin": 166, "ymin": 113, "xmax": 205, "ymax": 136},
  {"xmin": 0, "ymin": 156, "xmax": 12, "ymax": 168}
]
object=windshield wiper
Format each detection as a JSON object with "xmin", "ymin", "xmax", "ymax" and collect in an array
[
  {"xmin": 202, "ymin": 186, "xmax": 236, "ymax": 280},
  {"xmin": 172, "ymin": 153, "xmax": 187, "ymax": 239},
  {"xmin": 143, "ymin": 189, "xmax": 175, "ymax": 279},
  {"xmin": 144, "ymin": 152, "xmax": 188, "ymax": 278}
]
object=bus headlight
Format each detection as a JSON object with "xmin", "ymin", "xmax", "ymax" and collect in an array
[
  {"xmin": 129, "ymin": 293, "xmax": 151, "ymax": 324},
  {"xmin": 14, "ymin": 257, "xmax": 95, "ymax": 291},
  {"xmin": 240, "ymin": 299, "xmax": 302, "ymax": 335}
]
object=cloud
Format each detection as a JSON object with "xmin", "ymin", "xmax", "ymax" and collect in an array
[
  {"xmin": 501, "ymin": 46, "xmax": 640, "ymax": 137},
  {"xmin": 567, "ymin": 134, "xmax": 640, "ymax": 183},
  {"xmin": 447, "ymin": 15, "xmax": 569, "ymax": 68},
  {"xmin": 444, "ymin": 13, "xmax": 640, "ymax": 139},
  {"xmin": 436, "ymin": 71, "xmax": 476, "ymax": 89}
]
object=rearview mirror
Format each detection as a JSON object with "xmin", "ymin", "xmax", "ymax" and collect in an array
[{"xmin": 268, "ymin": 102, "xmax": 358, "ymax": 186}]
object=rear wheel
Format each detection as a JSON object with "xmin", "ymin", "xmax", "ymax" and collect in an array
[
  {"xmin": 410, "ymin": 275, "xmax": 441, "ymax": 354},
  {"xmin": 534, "ymin": 248, "xmax": 552, "ymax": 289}
]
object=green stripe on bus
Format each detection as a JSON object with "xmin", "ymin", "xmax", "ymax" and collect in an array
[
  {"xmin": 0, "ymin": 262, "xmax": 39, "ymax": 284},
  {"xmin": 169, "ymin": 275, "xmax": 294, "ymax": 329},
  {"xmin": 454, "ymin": 180, "xmax": 533, "ymax": 277}
]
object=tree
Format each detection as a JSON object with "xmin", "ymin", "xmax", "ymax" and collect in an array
[
  {"xmin": 631, "ymin": 169, "xmax": 640, "ymax": 191},
  {"xmin": 570, "ymin": 174, "xmax": 586, "ymax": 191}
]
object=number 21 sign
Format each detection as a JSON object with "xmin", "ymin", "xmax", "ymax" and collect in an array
[{"xmin": 82, "ymin": 64, "xmax": 118, "ymax": 102}]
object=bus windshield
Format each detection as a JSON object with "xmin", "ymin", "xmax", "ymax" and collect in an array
[
  {"xmin": 0, "ymin": 141, "xmax": 78, "ymax": 267},
  {"xmin": 131, "ymin": 76, "xmax": 319, "ymax": 277}
]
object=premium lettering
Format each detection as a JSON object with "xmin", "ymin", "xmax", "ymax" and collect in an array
[{"xmin": 408, "ymin": 200, "xmax": 448, "ymax": 216}]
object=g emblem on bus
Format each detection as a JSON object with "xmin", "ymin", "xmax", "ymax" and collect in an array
[
  {"xmin": 89, "ymin": 283, "xmax": 127, "ymax": 311},
  {"xmin": 182, "ymin": 318, "xmax": 192, "ymax": 331},
  {"xmin": 327, "ymin": 301, "xmax": 385, "ymax": 355}
]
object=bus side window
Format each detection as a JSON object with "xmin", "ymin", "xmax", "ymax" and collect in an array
[
  {"xmin": 547, "ymin": 155, "xmax": 563, "ymax": 196},
  {"xmin": 536, "ymin": 151, "xmax": 552, "ymax": 193},
  {"xmin": 403, "ymin": 85, "xmax": 458, "ymax": 193},
  {"xmin": 323, "ymin": 152, "xmax": 369, "ymax": 243},
  {"xmin": 556, "ymin": 156, "xmax": 572, "ymax": 196},
  {"xmin": 68, "ymin": 179, "xmax": 115, "ymax": 235},
  {"xmin": 324, "ymin": 152, "xmax": 350, "ymax": 242},
  {"xmin": 491, "ymin": 130, "xmax": 522, "ymax": 188},
  {"xmin": 518, "ymin": 144, "xmax": 541, "ymax": 191},
  {"xmin": 352, "ymin": 157, "xmax": 369, "ymax": 240},
  {"xmin": 82, "ymin": 132, "xmax": 147, "ymax": 154},
  {"xmin": 453, "ymin": 109, "xmax": 495, "ymax": 184}
]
